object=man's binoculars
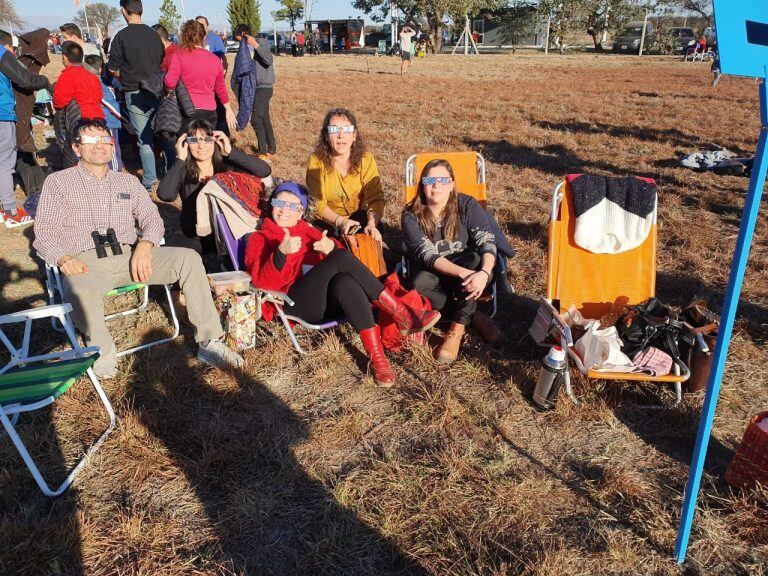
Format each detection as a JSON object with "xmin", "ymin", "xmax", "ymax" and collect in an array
[{"xmin": 91, "ymin": 228, "xmax": 123, "ymax": 258}]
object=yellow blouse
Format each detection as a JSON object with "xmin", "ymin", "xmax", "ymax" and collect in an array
[{"xmin": 305, "ymin": 152, "xmax": 385, "ymax": 218}]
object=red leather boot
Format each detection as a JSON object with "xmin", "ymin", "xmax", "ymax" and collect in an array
[
  {"xmin": 359, "ymin": 326, "xmax": 396, "ymax": 387},
  {"xmin": 375, "ymin": 288, "xmax": 440, "ymax": 336}
]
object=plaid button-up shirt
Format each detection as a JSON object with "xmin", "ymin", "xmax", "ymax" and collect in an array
[{"xmin": 33, "ymin": 164, "xmax": 165, "ymax": 266}]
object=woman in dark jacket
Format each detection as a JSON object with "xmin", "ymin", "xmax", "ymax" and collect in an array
[
  {"xmin": 157, "ymin": 119, "xmax": 271, "ymax": 269},
  {"xmin": 402, "ymin": 158, "xmax": 500, "ymax": 364}
]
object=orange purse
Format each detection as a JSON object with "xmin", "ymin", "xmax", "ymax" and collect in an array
[{"xmin": 342, "ymin": 233, "xmax": 387, "ymax": 279}]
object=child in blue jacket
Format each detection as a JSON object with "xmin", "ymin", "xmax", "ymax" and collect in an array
[{"xmin": 85, "ymin": 54, "xmax": 124, "ymax": 171}]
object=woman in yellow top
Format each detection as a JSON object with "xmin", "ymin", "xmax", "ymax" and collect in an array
[{"xmin": 306, "ymin": 108, "xmax": 385, "ymax": 241}]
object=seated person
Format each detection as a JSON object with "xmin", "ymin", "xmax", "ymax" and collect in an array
[
  {"xmin": 245, "ymin": 182, "xmax": 440, "ymax": 387},
  {"xmin": 402, "ymin": 159, "xmax": 500, "ymax": 365},
  {"xmin": 157, "ymin": 119, "xmax": 271, "ymax": 270},
  {"xmin": 305, "ymin": 108, "xmax": 385, "ymax": 241},
  {"xmin": 33, "ymin": 118, "xmax": 244, "ymax": 378}
]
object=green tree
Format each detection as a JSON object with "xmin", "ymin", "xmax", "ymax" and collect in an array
[
  {"xmin": 274, "ymin": 0, "xmax": 303, "ymax": 31},
  {"xmin": 158, "ymin": 0, "xmax": 182, "ymax": 33},
  {"xmin": 0, "ymin": 0, "xmax": 24, "ymax": 29},
  {"xmin": 655, "ymin": 0, "xmax": 712, "ymax": 26},
  {"xmin": 584, "ymin": 0, "xmax": 646, "ymax": 51},
  {"xmin": 493, "ymin": 1, "xmax": 538, "ymax": 51},
  {"xmin": 228, "ymin": 0, "xmax": 262, "ymax": 34},
  {"xmin": 74, "ymin": 2, "xmax": 120, "ymax": 40}
]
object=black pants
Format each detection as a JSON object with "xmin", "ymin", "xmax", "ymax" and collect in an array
[
  {"xmin": 411, "ymin": 251, "xmax": 491, "ymax": 326},
  {"xmin": 15, "ymin": 151, "xmax": 46, "ymax": 196},
  {"xmin": 250, "ymin": 88, "xmax": 276, "ymax": 154},
  {"xmin": 287, "ymin": 249, "xmax": 384, "ymax": 331}
]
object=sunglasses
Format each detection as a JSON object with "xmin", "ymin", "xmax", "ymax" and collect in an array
[
  {"xmin": 78, "ymin": 135, "xmax": 114, "ymax": 145},
  {"xmin": 326, "ymin": 125, "xmax": 355, "ymax": 134},
  {"xmin": 186, "ymin": 136, "xmax": 216, "ymax": 144},
  {"xmin": 421, "ymin": 176, "xmax": 453, "ymax": 186},
  {"xmin": 270, "ymin": 198, "xmax": 304, "ymax": 212}
]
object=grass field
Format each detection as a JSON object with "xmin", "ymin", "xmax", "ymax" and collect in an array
[{"xmin": 0, "ymin": 51, "xmax": 767, "ymax": 575}]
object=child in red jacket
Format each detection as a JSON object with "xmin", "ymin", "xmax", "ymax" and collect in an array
[
  {"xmin": 53, "ymin": 41, "xmax": 104, "ymax": 120},
  {"xmin": 245, "ymin": 182, "xmax": 440, "ymax": 387}
]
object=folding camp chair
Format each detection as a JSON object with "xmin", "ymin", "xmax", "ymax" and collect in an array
[
  {"xmin": 539, "ymin": 177, "xmax": 689, "ymax": 406},
  {"xmin": 209, "ymin": 196, "xmax": 345, "ymax": 355},
  {"xmin": 44, "ymin": 249, "xmax": 180, "ymax": 357},
  {"xmin": 403, "ymin": 151, "xmax": 510, "ymax": 318},
  {"xmin": 0, "ymin": 303, "xmax": 116, "ymax": 496}
]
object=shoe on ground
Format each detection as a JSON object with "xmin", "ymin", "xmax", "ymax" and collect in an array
[
  {"xmin": 198, "ymin": 339, "xmax": 244, "ymax": 370},
  {"xmin": 4, "ymin": 206, "xmax": 34, "ymax": 228},
  {"xmin": 93, "ymin": 345, "xmax": 118, "ymax": 379}
]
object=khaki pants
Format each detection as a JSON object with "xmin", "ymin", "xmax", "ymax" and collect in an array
[{"xmin": 62, "ymin": 245, "xmax": 223, "ymax": 354}]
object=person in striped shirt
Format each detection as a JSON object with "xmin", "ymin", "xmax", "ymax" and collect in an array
[{"xmin": 33, "ymin": 118, "xmax": 244, "ymax": 378}]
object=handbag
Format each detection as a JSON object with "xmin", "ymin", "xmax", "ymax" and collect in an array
[
  {"xmin": 342, "ymin": 233, "xmax": 387, "ymax": 278},
  {"xmin": 616, "ymin": 297, "xmax": 686, "ymax": 364},
  {"xmin": 678, "ymin": 300, "xmax": 720, "ymax": 393}
]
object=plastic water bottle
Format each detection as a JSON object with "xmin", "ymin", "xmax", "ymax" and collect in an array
[{"xmin": 532, "ymin": 346, "xmax": 567, "ymax": 410}]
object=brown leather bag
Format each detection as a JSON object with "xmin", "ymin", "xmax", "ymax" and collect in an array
[
  {"xmin": 342, "ymin": 233, "xmax": 387, "ymax": 278},
  {"xmin": 679, "ymin": 300, "xmax": 720, "ymax": 393}
]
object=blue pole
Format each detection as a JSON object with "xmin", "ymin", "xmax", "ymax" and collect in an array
[{"xmin": 675, "ymin": 76, "xmax": 768, "ymax": 563}]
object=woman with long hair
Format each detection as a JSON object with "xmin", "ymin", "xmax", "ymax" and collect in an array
[
  {"xmin": 157, "ymin": 119, "xmax": 271, "ymax": 270},
  {"xmin": 402, "ymin": 159, "xmax": 500, "ymax": 364},
  {"xmin": 164, "ymin": 19, "xmax": 236, "ymax": 133},
  {"xmin": 305, "ymin": 108, "xmax": 385, "ymax": 241},
  {"xmin": 245, "ymin": 182, "xmax": 440, "ymax": 387}
]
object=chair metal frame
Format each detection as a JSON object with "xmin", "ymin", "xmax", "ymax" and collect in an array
[
  {"xmin": 0, "ymin": 303, "xmax": 116, "ymax": 496},
  {"xmin": 541, "ymin": 180, "xmax": 689, "ymax": 407},
  {"xmin": 209, "ymin": 196, "xmax": 345, "ymax": 355},
  {"xmin": 403, "ymin": 151, "xmax": 504, "ymax": 318},
  {"xmin": 44, "ymin": 257, "xmax": 180, "ymax": 358}
]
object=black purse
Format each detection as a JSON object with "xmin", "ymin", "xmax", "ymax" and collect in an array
[{"xmin": 617, "ymin": 298, "xmax": 689, "ymax": 361}]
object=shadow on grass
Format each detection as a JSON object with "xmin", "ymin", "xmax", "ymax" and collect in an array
[
  {"xmin": 126, "ymin": 328, "xmax": 426, "ymax": 575},
  {"xmin": 464, "ymin": 138, "xmax": 627, "ymax": 178}
]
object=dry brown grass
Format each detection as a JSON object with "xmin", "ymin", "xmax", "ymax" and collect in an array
[{"xmin": 0, "ymin": 52, "xmax": 767, "ymax": 575}]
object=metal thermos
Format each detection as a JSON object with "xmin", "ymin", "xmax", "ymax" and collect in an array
[{"xmin": 532, "ymin": 346, "xmax": 567, "ymax": 410}]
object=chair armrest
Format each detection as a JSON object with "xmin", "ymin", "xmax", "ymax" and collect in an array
[
  {"xmin": 249, "ymin": 285, "xmax": 295, "ymax": 307},
  {"xmin": 0, "ymin": 304, "xmax": 74, "ymax": 325}
]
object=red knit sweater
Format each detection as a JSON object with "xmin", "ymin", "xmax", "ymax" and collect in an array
[
  {"xmin": 245, "ymin": 218, "xmax": 343, "ymax": 321},
  {"xmin": 52, "ymin": 64, "xmax": 105, "ymax": 119}
]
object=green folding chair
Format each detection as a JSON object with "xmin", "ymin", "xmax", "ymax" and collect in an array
[{"xmin": 0, "ymin": 303, "xmax": 116, "ymax": 497}]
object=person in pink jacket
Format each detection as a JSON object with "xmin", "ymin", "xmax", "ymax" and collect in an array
[{"xmin": 164, "ymin": 19, "xmax": 236, "ymax": 133}]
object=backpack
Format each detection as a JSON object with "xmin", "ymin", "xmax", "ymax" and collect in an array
[
  {"xmin": 297, "ymin": 34, "xmax": 305, "ymax": 46},
  {"xmin": 378, "ymin": 273, "xmax": 432, "ymax": 352}
]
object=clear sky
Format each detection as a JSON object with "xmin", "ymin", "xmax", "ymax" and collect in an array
[{"xmin": 16, "ymin": 0, "xmax": 371, "ymax": 34}]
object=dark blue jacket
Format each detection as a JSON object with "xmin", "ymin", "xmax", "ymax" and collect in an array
[
  {"xmin": 231, "ymin": 38, "xmax": 257, "ymax": 132},
  {"xmin": 0, "ymin": 45, "xmax": 49, "ymax": 122}
]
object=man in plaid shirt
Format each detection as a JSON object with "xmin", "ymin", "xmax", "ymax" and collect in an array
[{"xmin": 33, "ymin": 118, "xmax": 243, "ymax": 377}]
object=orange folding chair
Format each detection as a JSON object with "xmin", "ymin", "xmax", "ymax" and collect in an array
[
  {"xmin": 539, "ymin": 176, "xmax": 689, "ymax": 406},
  {"xmin": 404, "ymin": 151, "xmax": 510, "ymax": 317}
]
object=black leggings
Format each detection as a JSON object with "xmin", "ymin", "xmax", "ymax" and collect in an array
[
  {"xmin": 411, "ymin": 251, "xmax": 491, "ymax": 326},
  {"xmin": 287, "ymin": 249, "xmax": 384, "ymax": 331},
  {"xmin": 250, "ymin": 88, "xmax": 276, "ymax": 154}
]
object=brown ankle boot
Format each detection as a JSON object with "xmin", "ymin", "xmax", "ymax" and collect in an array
[
  {"xmin": 435, "ymin": 323, "xmax": 466, "ymax": 365},
  {"xmin": 471, "ymin": 312, "xmax": 503, "ymax": 343},
  {"xmin": 359, "ymin": 326, "xmax": 396, "ymax": 387}
]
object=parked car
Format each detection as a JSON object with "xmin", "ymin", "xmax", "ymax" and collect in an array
[
  {"xmin": 669, "ymin": 27, "xmax": 696, "ymax": 54},
  {"xmin": 612, "ymin": 21, "xmax": 654, "ymax": 54}
]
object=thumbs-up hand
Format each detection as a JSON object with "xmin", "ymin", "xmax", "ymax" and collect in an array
[
  {"xmin": 278, "ymin": 227, "xmax": 302, "ymax": 255},
  {"xmin": 313, "ymin": 229, "xmax": 335, "ymax": 255}
]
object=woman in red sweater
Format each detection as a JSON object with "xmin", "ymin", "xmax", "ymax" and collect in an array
[
  {"xmin": 164, "ymin": 20, "xmax": 236, "ymax": 133},
  {"xmin": 245, "ymin": 182, "xmax": 440, "ymax": 387}
]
